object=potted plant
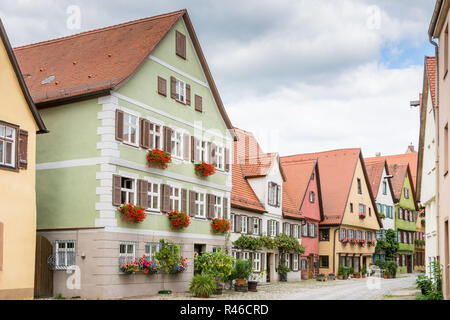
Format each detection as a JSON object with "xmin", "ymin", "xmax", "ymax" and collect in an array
[
  {"xmin": 384, "ymin": 268, "xmax": 389, "ymax": 279},
  {"xmin": 361, "ymin": 266, "xmax": 367, "ymax": 278},
  {"xmin": 386, "ymin": 261, "xmax": 397, "ymax": 279},
  {"xmin": 232, "ymin": 259, "xmax": 252, "ymax": 292},
  {"xmin": 168, "ymin": 210, "xmax": 191, "ymax": 230},
  {"xmin": 248, "ymin": 272, "xmax": 259, "ymax": 292},
  {"xmin": 337, "ymin": 266, "xmax": 345, "ymax": 280},
  {"xmin": 194, "ymin": 161, "xmax": 216, "ymax": 177},
  {"xmin": 120, "ymin": 258, "xmax": 139, "ymax": 274},
  {"xmin": 317, "ymin": 273, "xmax": 326, "ymax": 282},
  {"xmin": 354, "ymin": 271, "xmax": 360, "ymax": 279},
  {"xmin": 146, "ymin": 148, "xmax": 172, "ymax": 169},
  {"xmin": 211, "ymin": 218, "xmax": 231, "ymax": 234},
  {"xmin": 349, "ymin": 267, "xmax": 354, "ymax": 278},
  {"xmin": 117, "ymin": 203, "xmax": 146, "ymax": 224},
  {"xmin": 415, "ymin": 274, "xmax": 432, "ymax": 295},
  {"xmin": 277, "ymin": 264, "xmax": 290, "ymax": 282},
  {"xmin": 189, "ymin": 274, "xmax": 217, "ymax": 298},
  {"xmin": 328, "ymin": 273, "xmax": 336, "ymax": 280},
  {"xmin": 378, "ymin": 212, "xmax": 386, "ymax": 220}
]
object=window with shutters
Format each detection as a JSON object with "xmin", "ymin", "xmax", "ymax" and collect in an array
[
  {"xmin": 309, "ymin": 191, "xmax": 315, "ymax": 203},
  {"xmin": 302, "ymin": 223, "xmax": 308, "ymax": 237},
  {"xmin": 214, "ymin": 196, "xmax": 223, "ymax": 218},
  {"xmin": 55, "ymin": 240, "xmax": 76, "ymax": 268},
  {"xmin": 0, "ymin": 122, "xmax": 17, "ymax": 169},
  {"xmin": 253, "ymin": 218, "xmax": 260, "ymax": 235},
  {"xmin": 241, "ymin": 216, "xmax": 248, "ymax": 234},
  {"xmin": 149, "ymin": 122, "xmax": 162, "ymax": 149},
  {"xmin": 147, "ymin": 181, "xmax": 160, "ymax": 211},
  {"xmin": 232, "ymin": 251, "xmax": 238, "ymax": 260},
  {"xmin": 170, "ymin": 186, "xmax": 181, "ymax": 211},
  {"xmin": 215, "ymin": 146, "xmax": 225, "ymax": 170},
  {"xmin": 283, "ymin": 253, "xmax": 290, "ymax": 268},
  {"xmin": 144, "ymin": 242, "xmax": 160, "ymax": 261},
  {"xmin": 122, "ymin": 112, "xmax": 138, "ymax": 146},
  {"xmin": 119, "ymin": 242, "xmax": 136, "ymax": 267},
  {"xmin": 292, "ymin": 225, "xmax": 299, "ymax": 238},
  {"xmin": 196, "ymin": 139, "xmax": 208, "ymax": 162},
  {"xmin": 309, "ymin": 223, "xmax": 315, "ymax": 238},
  {"xmin": 230, "ymin": 214, "xmax": 235, "ymax": 232},
  {"xmin": 121, "ymin": 177, "xmax": 136, "ymax": 204},
  {"xmin": 195, "ymin": 192, "xmax": 206, "ymax": 218},
  {"xmin": 319, "ymin": 229, "xmax": 330, "ymax": 241},
  {"xmin": 253, "ymin": 253, "xmax": 261, "ymax": 272},
  {"xmin": 268, "ymin": 182, "xmax": 278, "ymax": 206},
  {"xmin": 319, "ymin": 256, "xmax": 329, "ymax": 268},
  {"xmin": 170, "ymin": 129, "xmax": 183, "ymax": 159},
  {"xmin": 175, "ymin": 79, "xmax": 186, "ymax": 103},
  {"xmin": 269, "ymin": 220, "xmax": 277, "ymax": 237},
  {"xmin": 242, "ymin": 252, "xmax": 250, "ymax": 261},
  {"xmin": 292, "ymin": 255, "xmax": 299, "ymax": 271}
]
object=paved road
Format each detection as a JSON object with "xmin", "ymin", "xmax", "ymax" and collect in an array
[{"xmin": 279, "ymin": 274, "xmax": 417, "ymax": 300}]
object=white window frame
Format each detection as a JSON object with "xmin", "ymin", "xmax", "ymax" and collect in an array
[
  {"xmin": 175, "ymin": 78, "xmax": 186, "ymax": 103},
  {"xmin": 119, "ymin": 241, "xmax": 136, "ymax": 266},
  {"xmin": 242, "ymin": 251, "xmax": 250, "ymax": 261},
  {"xmin": 285, "ymin": 223, "xmax": 291, "ymax": 236},
  {"xmin": 195, "ymin": 191, "xmax": 206, "ymax": 218},
  {"xmin": 382, "ymin": 181, "xmax": 387, "ymax": 195},
  {"xmin": 149, "ymin": 122, "xmax": 162, "ymax": 150},
  {"xmin": 170, "ymin": 186, "xmax": 182, "ymax": 211},
  {"xmin": 268, "ymin": 182, "xmax": 278, "ymax": 206},
  {"xmin": 144, "ymin": 242, "xmax": 160, "ymax": 261},
  {"xmin": 196, "ymin": 139, "xmax": 208, "ymax": 162},
  {"xmin": 359, "ymin": 204, "xmax": 366, "ymax": 214},
  {"xmin": 292, "ymin": 224, "xmax": 299, "ymax": 238},
  {"xmin": 232, "ymin": 251, "xmax": 238, "ymax": 260},
  {"xmin": 122, "ymin": 112, "xmax": 139, "ymax": 147},
  {"xmin": 231, "ymin": 213, "xmax": 235, "ymax": 232},
  {"xmin": 269, "ymin": 220, "xmax": 277, "ymax": 237},
  {"xmin": 241, "ymin": 216, "xmax": 248, "ymax": 234},
  {"xmin": 55, "ymin": 240, "xmax": 76, "ymax": 268},
  {"xmin": 293, "ymin": 254, "xmax": 299, "ymax": 271},
  {"xmin": 147, "ymin": 181, "xmax": 160, "ymax": 212},
  {"xmin": 215, "ymin": 145, "xmax": 225, "ymax": 170},
  {"xmin": 404, "ymin": 188, "xmax": 409, "ymax": 199},
  {"xmin": 171, "ymin": 129, "xmax": 183, "ymax": 159},
  {"xmin": 0, "ymin": 123, "xmax": 16, "ymax": 168},
  {"xmin": 253, "ymin": 218, "xmax": 260, "ymax": 235},
  {"xmin": 284, "ymin": 253, "xmax": 290, "ymax": 268},
  {"xmin": 253, "ymin": 252, "xmax": 261, "ymax": 272},
  {"xmin": 121, "ymin": 177, "xmax": 136, "ymax": 204},
  {"xmin": 214, "ymin": 196, "xmax": 223, "ymax": 219}
]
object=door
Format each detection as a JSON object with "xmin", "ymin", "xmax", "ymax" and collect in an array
[
  {"xmin": 407, "ymin": 255, "xmax": 412, "ymax": 274},
  {"xmin": 308, "ymin": 255, "xmax": 313, "ymax": 278},
  {"xmin": 34, "ymin": 235, "xmax": 53, "ymax": 298},
  {"xmin": 445, "ymin": 221, "xmax": 449, "ymax": 298},
  {"xmin": 266, "ymin": 253, "xmax": 271, "ymax": 282}
]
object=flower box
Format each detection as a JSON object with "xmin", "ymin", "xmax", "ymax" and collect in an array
[
  {"xmin": 120, "ymin": 259, "xmax": 139, "ymax": 274},
  {"xmin": 357, "ymin": 239, "xmax": 366, "ymax": 247},
  {"xmin": 138, "ymin": 255, "xmax": 160, "ymax": 275},
  {"xmin": 350, "ymin": 238, "xmax": 357, "ymax": 245},
  {"xmin": 367, "ymin": 240, "xmax": 376, "ymax": 247},
  {"xmin": 117, "ymin": 203, "xmax": 146, "ymax": 224},
  {"xmin": 211, "ymin": 218, "xmax": 231, "ymax": 233},
  {"xmin": 194, "ymin": 161, "xmax": 216, "ymax": 177},
  {"xmin": 146, "ymin": 148, "xmax": 172, "ymax": 169},
  {"xmin": 341, "ymin": 237, "xmax": 350, "ymax": 244},
  {"xmin": 168, "ymin": 210, "xmax": 191, "ymax": 230},
  {"xmin": 359, "ymin": 212, "xmax": 366, "ymax": 219},
  {"xmin": 170, "ymin": 256, "xmax": 188, "ymax": 274}
]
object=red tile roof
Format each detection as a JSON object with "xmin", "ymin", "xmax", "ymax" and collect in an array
[
  {"xmin": 282, "ymin": 149, "xmax": 361, "ymax": 226},
  {"xmin": 366, "ymin": 152, "xmax": 418, "ymax": 190},
  {"xmin": 231, "ymin": 128, "xmax": 266, "ymax": 213},
  {"xmin": 280, "ymin": 158, "xmax": 317, "ymax": 220},
  {"xmin": 364, "ymin": 160, "xmax": 385, "ymax": 198},
  {"xmin": 387, "ymin": 163, "xmax": 408, "ymax": 200},
  {"xmin": 426, "ymin": 56, "xmax": 437, "ymax": 109}
]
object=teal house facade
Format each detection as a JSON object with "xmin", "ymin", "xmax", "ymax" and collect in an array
[{"xmin": 15, "ymin": 10, "xmax": 234, "ymax": 299}]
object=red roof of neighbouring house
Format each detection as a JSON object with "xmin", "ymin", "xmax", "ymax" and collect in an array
[
  {"xmin": 387, "ymin": 163, "xmax": 409, "ymax": 200},
  {"xmin": 364, "ymin": 160, "xmax": 385, "ymax": 198},
  {"xmin": 13, "ymin": 9, "xmax": 234, "ymax": 130},
  {"xmin": 281, "ymin": 149, "xmax": 361, "ymax": 226},
  {"xmin": 425, "ymin": 56, "xmax": 437, "ymax": 109}
]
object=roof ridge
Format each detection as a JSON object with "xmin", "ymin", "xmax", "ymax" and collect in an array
[
  {"xmin": 281, "ymin": 148, "xmax": 360, "ymax": 159},
  {"xmin": 14, "ymin": 9, "xmax": 186, "ymax": 50}
]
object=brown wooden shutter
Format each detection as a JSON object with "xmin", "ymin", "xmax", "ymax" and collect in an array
[
  {"xmin": 247, "ymin": 217, "xmax": 253, "ymax": 235},
  {"xmin": 186, "ymin": 84, "xmax": 191, "ymax": 106},
  {"xmin": 207, "ymin": 194, "xmax": 215, "ymax": 219},
  {"xmin": 223, "ymin": 198, "xmax": 228, "ymax": 219},
  {"xmin": 267, "ymin": 220, "xmax": 271, "ymax": 236},
  {"xmin": 139, "ymin": 118, "xmax": 151, "ymax": 149},
  {"xmin": 298, "ymin": 225, "xmax": 302, "ymax": 239},
  {"xmin": 276, "ymin": 221, "xmax": 280, "ymax": 236},
  {"xmin": 18, "ymin": 129, "xmax": 28, "ymax": 169},
  {"xmin": 137, "ymin": 180, "xmax": 148, "ymax": 208},
  {"xmin": 235, "ymin": 215, "xmax": 242, "ymax": 233},
  {"xmin": 163, "ymin": 126, "xmax": 172, "ymax": 153},
  {"xmin": 161, "ymin": 184, "xmax": 171, "ymax": 213},
  {"xmin": 170, "ymin": 76, "xmax": 177, "ymax": 99},
  {"xmin": 183, "ymin": 134, "xmax": 190, "ymax": 161},
  {"xmin": 176, "ymin": 31, "xmax": 186, "ymax": 59},
  {"xmin": 191, "ymin": 136, "xmax": 195, "ymax": 163},
  {"xmin": 112, "ymin": 175, "xmax": 122, "ymax": 206},
  {"xmin": 115, "ymin": 109, "xmax": 124, "ymax": 142},
  {"xmin": 189, "ymin": 190, "xmax": 196, "ymax": 217},
  {"xmin": 158, "ymin": 76, "xmax": 167, "ymax": 96},
  {"xmin": 195, "ymin": 95, "xmax": 202, "ymax": 112},
  {"xmin": 259, "ymin": 218, "xmax": 262, "ymax": 235},
  {"xmin": 291, "ymin": 224, "xmax": 295, "ymax": 236},
  {"xmin": 225, "ymin": 148, "xmax": 230, "ymax": 172},
  {"xmin": 181, "ymin": 189, "xmax": 188, "ymax": 212},
  {"xmin": 0, "ymin": 222, "xmax": 3, "ymax": 271},
  {"xmin": 277, "ymin": 185, "xmax": 281, "ymax": 207}
]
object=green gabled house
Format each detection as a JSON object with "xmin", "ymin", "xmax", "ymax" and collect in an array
[
  {"xmin": 14, "ymin": 10, "xmax": 235, "ymax": 299},
  {"xmin": 388, "ymin": 163, "xmax": 418, "ymax": 274}
]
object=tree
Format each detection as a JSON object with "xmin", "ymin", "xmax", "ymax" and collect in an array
[{"xmin": 375, "ymin": 229, "xmax": 399, "ymax": 261}]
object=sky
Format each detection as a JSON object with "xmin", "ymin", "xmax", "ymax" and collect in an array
[{"xmin": 0, "ymin": 0, "xmax": 437, "ymax": 157}]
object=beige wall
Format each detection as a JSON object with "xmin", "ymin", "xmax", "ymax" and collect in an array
[
  {"xmin": 437, "ymin": 3, "xmax": 450, "ymax": 300},
  {"xmin": 0, "ymin": 39, "xmax": 39, "ymax": 299},
  {"xmin": 319, "ymin": 158, "xmax": 379, "ymax": 275}
]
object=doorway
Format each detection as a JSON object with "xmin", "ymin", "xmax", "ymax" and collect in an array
[
  {"xmin": 34, "ymin": 235, "xmax": 54, "ymax": 298},
  {"xmin": 266, "ymin": 253, "xmax": 271, "ymax": 282},
  {"xmin": 308, "ymin": 255, "xmax": 313, "ymax": 278},
  {"xmin": 194, "ymin": 244, "xmax": 206, "ymax": 275},
  {"xmin": 407, "ymin": 255, "xmax": 412, "ymax": 273},
  {"xmin": 445, "ymin": 221, "xmax": 449, "ymax": 298}
]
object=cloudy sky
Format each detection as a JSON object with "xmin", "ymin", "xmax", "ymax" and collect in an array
[{"xmin": 0, "ymin": 0, "xmax": 437, "ymax": 157}]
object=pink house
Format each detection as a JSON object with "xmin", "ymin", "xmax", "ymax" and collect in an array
[{"xmin": 281, "ymin": 158, "xmax": 324, "ymax": 279}]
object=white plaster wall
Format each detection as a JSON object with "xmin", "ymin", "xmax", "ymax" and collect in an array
[{"xmin": 376, "ymin": 166, "xmax": 396, "ymax": 231}]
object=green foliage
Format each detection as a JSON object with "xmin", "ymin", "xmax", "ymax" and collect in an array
[
  {"xmin": 374, "ymin": 259, "xmax": 386, "ymax": 270},
  {"xmin": 259, "ymin": 235, "xmax": 275, "ymax": 250},
  {"xmin": 386, "ymin": 260, "xmax": 397, "ymax": 277},
  {"xmin": 232, "ymin": 234, "xmax": 275, "ymax": 251},
  {"xmin": 375, "ymin": 229, "xmax": 399, "ymax": 260},
  {"xmin": 338, "ymin": 266, "xmax": 345, "ymax": 276},
  {"xmin": 194, "ymin": 250, "xmax": 235, "ymax": 282},
  {"xmin": 418, "ymin": 261, "xmax": 444, "ymax": 300},
  {"xmin": 189, "ymin": 274, "xmax": 217, "ymax": 298},
  {"xmin": 274, "ymin": 233, "xmax": 305, "ymax": 254},
  {"xmin": 277, "ymin": 264, "xmax": 290, "ymax": 281},
  {"xmin": 416, "ymin": 274, "xmax": 432, "ymax": 295},
  {"xmin": 155, "ymin": 239, "xmax": 182, "ymax": 274},
  {"xmin": 54, "ymin": 293, "xmax": 65, "ymax": 300},
  {"xmin": 361, "ymin": 266, "xmax": 366, "ymax": 275},
  {"xmin": 232, "ymin": 259, "xmax": 253, "ymax": 280},
  {"xmin": 349, "ymin": 267, "xmax": 354, "ymax": 275},
  {"xmin": 414, "ymin": 239, "xmax": 425, "ymax": 246}
]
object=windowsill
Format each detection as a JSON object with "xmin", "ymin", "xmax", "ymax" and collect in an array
[
  {"xmin": 146, "ymin": 210, "xmax": 162, "ymax": 215},
  {"xmin": 175, "ymin": 98, "xmax": 187, "ymax": 106},
  {"xmin": 193, "ymin": 216, "xmax": 207, "ymax": 221},
  {"xmin": 121, "ymin": 141, "xmax": 140, "ymax": 149},
  {"xmin": 0, "ymin": 164, "xmax": 18, "ymax": 172}
]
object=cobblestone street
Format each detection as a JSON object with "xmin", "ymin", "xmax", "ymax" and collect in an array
[{"xmin": 123, "ymin": 273, "xmax": 419, "ymax": 300}]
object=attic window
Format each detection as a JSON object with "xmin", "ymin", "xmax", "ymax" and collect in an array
[{"xmin": 175, "ymin": 30, "xmax": 186, "ymax": 59}]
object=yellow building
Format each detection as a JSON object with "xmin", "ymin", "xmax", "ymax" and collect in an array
[
  {"xmin": 0, "ymin": 20, "xmax": 47, "ymax": 299},
  {"xmin": 284, "ymin": 149, "xmax": 382, "ymax": 276}
]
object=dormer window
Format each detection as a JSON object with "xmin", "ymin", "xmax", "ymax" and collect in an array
[{"xmin": 268, "ymin": 182, "xmax": 280, "ymax": 207}]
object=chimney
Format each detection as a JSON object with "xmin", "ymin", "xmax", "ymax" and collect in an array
[
  {"xmin": 406, "ymin": 144, "xmax": 415, "ymax": 153},
  {"xmin": 375, "ymin": 152, "xmax": 381, "ymax": 157}
]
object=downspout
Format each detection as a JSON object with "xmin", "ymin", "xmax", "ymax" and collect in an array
[{"xmin": 333, "ymin": 228, "xmax": 339, "ymax": 274}]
